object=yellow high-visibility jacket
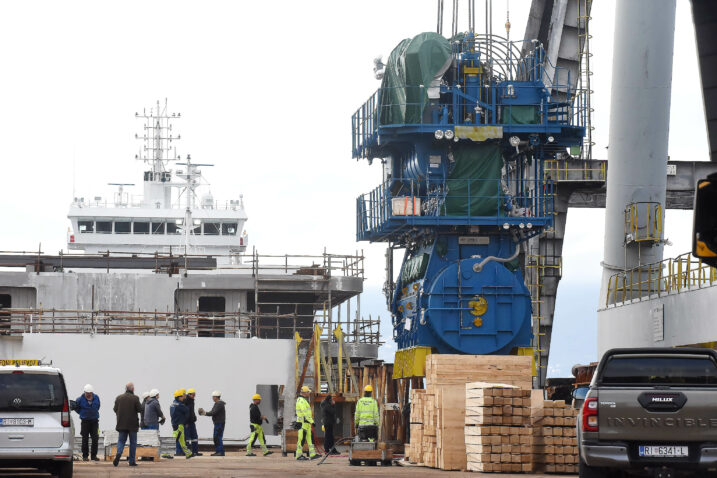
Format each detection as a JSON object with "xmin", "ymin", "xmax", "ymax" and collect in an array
[
  {"xmin": 354, "ymin": 397, "xmax": 379, "ymax": 426},
  {"xmin": 296, "ymin": 396, "xmax": 313, "ymax": 424}
]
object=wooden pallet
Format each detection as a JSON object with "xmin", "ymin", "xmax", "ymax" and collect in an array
[{"xmin": 105, "ymin": 445, "xmax": 159, "ymax": 461}]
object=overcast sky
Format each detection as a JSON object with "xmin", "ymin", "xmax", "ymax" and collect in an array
[{"xmin": 0, "ymin": 1, "xmax": 707, "ymax": 376}]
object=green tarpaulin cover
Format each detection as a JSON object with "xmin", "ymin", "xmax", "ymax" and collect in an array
[
  {"xmin": 380, "ymin": 33, "xmax": 452, "ymax": 125},
  {"xmin": 444, "ymin": 143, "xmax": 503, "ymax": 216},
  {"xmin": 501, "ymin": 105, "xmax": 539, "ymax": 125}
]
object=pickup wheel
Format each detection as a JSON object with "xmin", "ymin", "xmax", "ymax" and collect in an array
[
  {"xmin": 54, "ymin": 461, "xmax": 73, "ymax": 478},
  {"xmin": 579, "ymin": 456, "xmax": 611, "ymax": 478}
]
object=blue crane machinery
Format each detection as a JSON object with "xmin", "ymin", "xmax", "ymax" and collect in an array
[{"xmin": 351, "ymin": 1, "xmax": 587, "ymax": 378}]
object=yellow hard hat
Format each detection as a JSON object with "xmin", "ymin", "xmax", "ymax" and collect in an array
[
  {"xmin": 187, "ymin": 388, "xmax": 196, "ymax": 394},
  {"xmin": 301, "ymin": 386, "xmax": 311, "ymax": 393},
  {"xmin": 364, "ymin": 385, "xmax": 373, "ymax": 393},
  {"xmin": 173, "ymin": 389, "xmax": 183, "ymax": 398},
  {"xmin": 252, "ymin": 394, "xmax": 262, "ymax": 400},
  {"xmin": 177, "ymin": 388, "xmax": 186, "ymax": 396}
]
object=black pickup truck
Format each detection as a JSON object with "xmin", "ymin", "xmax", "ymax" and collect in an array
[{"xmin": 578, "ymin": 348, "xmax": 717, "ymax": 478}]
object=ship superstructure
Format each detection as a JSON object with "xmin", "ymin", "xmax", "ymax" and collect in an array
[{"xmin": 67, "ymin": 100, "xmax": 248, "ymax": 262}]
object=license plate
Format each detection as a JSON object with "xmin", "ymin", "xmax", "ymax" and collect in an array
[
  {"xmin": 639, "ymin": 445, "xmax": 688, "ymax": 458},
  {"xmin": 0, "ymin": 418, "xmax": 34, "ymax": 427}
]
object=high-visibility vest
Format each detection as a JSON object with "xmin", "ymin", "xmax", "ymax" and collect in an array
[
  {"xmin": 354, "ymin": 397, "xmax": 379, "ymax": 426},
  {"xmin": 296, "ymin": 396, "xmax": 313, "ymax": 423}
]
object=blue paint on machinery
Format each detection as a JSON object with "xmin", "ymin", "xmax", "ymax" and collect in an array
[{"xmin": 351, "ymin": 31, "xmax": 586, "ymax": 360}]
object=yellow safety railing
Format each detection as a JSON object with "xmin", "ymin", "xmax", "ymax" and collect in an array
[
  {"xmin": 624, "ymin": 202, "xmax": 663, "ymax": 243},
  {"xmin": 543, "ymin": 159, "xmax": 605, "ymax": 182},
  {"xmin": 606, "ymin": 253, "xmax": 717, "ymax": 307}
]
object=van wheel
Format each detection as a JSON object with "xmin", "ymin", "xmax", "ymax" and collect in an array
[
  {"xmin": 55, "ymin": 461, "xmax": 73, "ymax": 478},
  {"xmin": 579, "ymin": 457, "xmax": 609, "ymax": 478}
]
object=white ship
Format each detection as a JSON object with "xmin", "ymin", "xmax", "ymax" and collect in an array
[{"xmin": 0, "ymin": 101, "xmax": 379, "ymax": 445}]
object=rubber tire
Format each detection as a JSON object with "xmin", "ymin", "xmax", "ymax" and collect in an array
[
  {"xmin": 55, "ymin": 461, "xmax": 73, "ymax": 478},
  {"xmin": 367, "ymin": 461, "xmax": 377, "ymax": 466},
  {"xmin": 579, "ymin": 457, "xmax": 609, "ymax": 478},
  {"xmin": 349, "ymin": 459, "xmax": 360, "ymax": 466}
]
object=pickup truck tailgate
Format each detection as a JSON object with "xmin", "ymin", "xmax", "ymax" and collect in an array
[{"xmin": 598, "ymin": 389, "xmax": 717, "ymax": 441}]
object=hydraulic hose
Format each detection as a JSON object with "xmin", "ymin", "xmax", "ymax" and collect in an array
[{"xmin": 472, "ymin": 238, "xmax": 521, "ymax": 273}]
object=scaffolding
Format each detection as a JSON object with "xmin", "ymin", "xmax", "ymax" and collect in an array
[{"xmin": 576, "ymin": 0, "xmax": 594, "ymax": 159}]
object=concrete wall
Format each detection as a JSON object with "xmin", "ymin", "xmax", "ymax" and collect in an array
[
  {"xmin": 0, "ymin": 334, "xmax": 295, "ymax": 444},
  {"xmin": 598, "ymin": 285, "xmax": 717, "ymax": 355}
]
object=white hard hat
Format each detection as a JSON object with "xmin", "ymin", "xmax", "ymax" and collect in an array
[
  {"xmin": 141, "ymin": 391, "xmax": 150, "ymax": 400},
  {"xmin": 150, "ymin": 389, "xmax": 159, "ymax": 397},
  {"xmin": 83, "ymin": 384, "xmax": 94, "ymax": 393},
  {"xmin": 211, "ymin": 390, "xmax": 221, "ymax": 397}
]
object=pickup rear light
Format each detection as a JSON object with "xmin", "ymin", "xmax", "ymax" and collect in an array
[
  {"xmin": 582, "ymin": 397, "xmax": 598, "ymax": 432},
  {"xmin": 61, "ymin": 399, "xmax": 70, "ymax": 427}
]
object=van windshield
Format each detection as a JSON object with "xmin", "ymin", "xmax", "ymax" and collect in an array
[{"xmin": 0, "ymin": 373, "xmax": 65, "ymax": 411}]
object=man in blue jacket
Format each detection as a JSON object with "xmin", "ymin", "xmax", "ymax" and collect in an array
[
  {"xmin": 170, "ymin": 389, "xmax": 192, "ymax": 459},
  {"xmin": 73, "ymin": 384, "xmax": 100, "ymax": 461}
]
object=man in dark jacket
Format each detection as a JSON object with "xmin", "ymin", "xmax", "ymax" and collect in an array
[
  {"xmin": 178, "ymin": 388, "xmax": 200, "ymax": 456},
  {"xmin": 320, "ymin": 394, "xmax": 339, "ymax": 455},
  {"xmin": 73, "ymin": 384, "xmax": 100, "ymax": 461},
  {"xmin": 170, "ymin": 389, "xmax": 192, "ymax": 459},
  {"xmin": 199, "ymin": 390, "xmax": 227, "ymax": 456},
  {"xmin": 112, "ymin": 382, "xmax": 142, "ymax": 467},
  {"xmin": 246, "ymin": 393, "xmax": 271, "ymax": 456}
]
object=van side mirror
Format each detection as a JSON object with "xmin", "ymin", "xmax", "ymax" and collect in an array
[{"xmin": 693, "ymin": 174, "xmax": 717, "ymax": 268}]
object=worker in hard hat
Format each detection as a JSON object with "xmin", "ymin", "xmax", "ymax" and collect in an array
[
  {"xmin": 295, "ymin": 386, "xmax": 320, "ymax": 460},
  {"xmin": 246, "ymin": 394, "xmax": 272, "ymax": 456},
  {"xmin": 73, "ymin": 384, "xmax": 100, "ymax": 461},
  {"xmin": 199, "ymin": 390, "xmax": 226, "ymax": 456},
  {"xmin": 183, "ymin": 388, "xmax": 200, "ymax": 456},
  {"xmin": 143, "ymin": 389, "xmax": 166, "ymax": 430},
  {"xmin": 354, "ymin": 385, "xmax": 379, "ymax": 442},
  {"xmin": 170, "ymin": 389, "xmax": 192, "ymax": 459},
  {"xmin": 139, "ymin": 391, "xmax": 150, "ymax": 430}
]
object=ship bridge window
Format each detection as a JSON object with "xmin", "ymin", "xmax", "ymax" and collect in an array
[
  {"xmin": 133, "ymin": 221, "xmax": 149, "ymax": 234},
  {"xmin": 114, "ymin": 221, "xmax": 131, "ymax": 234},
  {"xmin": 78, "ymin": 221, "xmax": 94, "ymax": 233},
  {"xmin": 204, "ymin": 222, "xmax": 220, "ymax": 236},
  {"xmin": 96, "ymin": 221, "xmax": 112, "ymax": 234},
  {"xmin": 151, "ymin": 222, "xmax": 165, "ymax": 234},
  {"xmin": 167, "ymin": 222, "xmax": 180, "ymax": 235},
  {"xmin": 222, "ymin": 223, "xmax": 238, "ymax": 235}
]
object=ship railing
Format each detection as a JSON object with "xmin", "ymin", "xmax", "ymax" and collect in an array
[
  {"xmin": 71, "ymin": 197, "xmax": 245, "ymax": 211},
  {"xmin": 543, "ymin": 159, "xmax": 606, "ymax": 182},
  {"xmin": 0, "ymin": 309, "xmax": 380, "ymax": 344},
  {"xmin": 356, "ymin": 178, "xmax": 554, "ymax": 241},
  {"xmin": 605, "ymin": 252, "xmax": 717, "ymax": 308}
]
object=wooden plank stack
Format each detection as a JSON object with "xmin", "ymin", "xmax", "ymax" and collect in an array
[
  {"xmin": 406, "ymin": 355, "xmax": 533, "ymax": 471},
  {"xmin": 532, "ymin": 400, "xmax": 579, "ymax": 474},
  {"xmin": 464, "ymin": 382, "xmax": 535, "ymax": 473}
]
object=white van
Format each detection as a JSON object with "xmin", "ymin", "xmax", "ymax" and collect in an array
[{"xmin": 0, "ymin": 360, "xmax": 74, "ymax": 477}]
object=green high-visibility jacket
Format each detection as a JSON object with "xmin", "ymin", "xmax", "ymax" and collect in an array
[
  {"xmin": 354, "ymin": 397, "xmax": 379, "ymax": 426},
  {"xmin": 296, "ymin": 396, "xmax": 313, "ymax": 424}
]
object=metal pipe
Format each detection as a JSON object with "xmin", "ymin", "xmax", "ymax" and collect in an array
[{"xmin": 473, "ymin": 240, "xmax": 521, "ymax": 273}]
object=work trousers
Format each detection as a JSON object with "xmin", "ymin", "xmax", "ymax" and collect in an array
[
  {"xmin": 80, "ymin": 419, "xmax": 99, "ymax": 459},
  {"xmin": 324, "ymin": 424, "xmax": 334, "ymax": 453},
  {"xmin": 295, "ymin": 421, "xmax": 316, "ymax": 458},
  {"xmin": 115, "ymin": 430, "xmax": 137, "ymax": 464},
  {"xmin": 173, "ymin": 424, "xmax": 191, "ymax": 457},
  {"xmin": 184, "ymin": 422, "xmax": 199, "ymax": 454},
  {"xmin": 213, "ymin": 422, "xmax": 225, "ymax": 454},
  {"xmin": 247, "ymin": 423, "xmax": 267, "ymax": 454},
  {"xmin": 143, "ymin": 424, "xmax": 159, "ymax": 430}
]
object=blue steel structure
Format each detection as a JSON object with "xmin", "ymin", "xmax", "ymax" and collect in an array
[{"xmin": 352, "ymin": 32, "xmax": 586, "ymax": 373}]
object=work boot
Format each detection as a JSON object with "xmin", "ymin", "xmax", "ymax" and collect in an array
[
  {"xmin": 310, "ymin": 453, "xmax": 320, "ymax": 460},
  {"xmin": 246, "ymin": 452, "xmax": 256, "ymax": 456},
  {"xmin": 82, "ymin": 456, "xmax": 88, "ymax": 462},
  {"xmin": 193, "ymin": 452, "xmax": 203, "ymax": 456},
  {"xmin": 174, "ymin": 452, "xmax": 184, "ymax": 457},
  {"xmin": 112, "ymin": 455, "xmax": 120, "ymax": 467},
  {"xmin": 211, "ymin": 452, "xmax": 225, "ymax": 456},
  {"xmin": 129, "ymin": 462, "xmax": 137, "ymax": 467},
  {"xmin": 263, "ymin": 450, "xmax": 273, "ymax": 456},
  {"xmin": 296, "ymin": 455, "xmax": 308, "ymax": 461},
  {"xmin": 186, "ymin": 453, "xmax": 193, "ymax": 459},
  {"xmin": 91, "ymin": 456, "xmax": 100, "ymax": 461}
]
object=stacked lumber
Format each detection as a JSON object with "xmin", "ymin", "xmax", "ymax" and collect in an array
[
  {"xmin": 464, "ymin": 382, "xmax": 535, "ymax": 473},
  {"xmin": 532, "ymin": 400, "xmax": 579, "ymax": 474},
  {"xmin": 406, "ymin": 355, "xmax": 533, "ymax": 472}
]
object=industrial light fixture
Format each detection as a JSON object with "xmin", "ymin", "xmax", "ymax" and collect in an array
[
  {"xmin": 526, "ymin": 223, "xmax": 533, "ymax": 229},
  {"xmin": 519, "ymin": 223, "xmax": 525, "ymax": 229},
  {"xmin": 434, "ymin": 130, "xmax": 444, "ymax": 140},
  {"xmin": 503, "ymin": 223, "xmax": 510, "ymax": 230},
  {"xmin": 509, "ymin": 136, "xmax": 520, "ymax": 147},
  {"xmin": 444, "ymin": 129, "xmax": 455, "ymax": 140},
  {"xmin": 547, "ymin": 135, "xmax": 555, "ymax": 143}
]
